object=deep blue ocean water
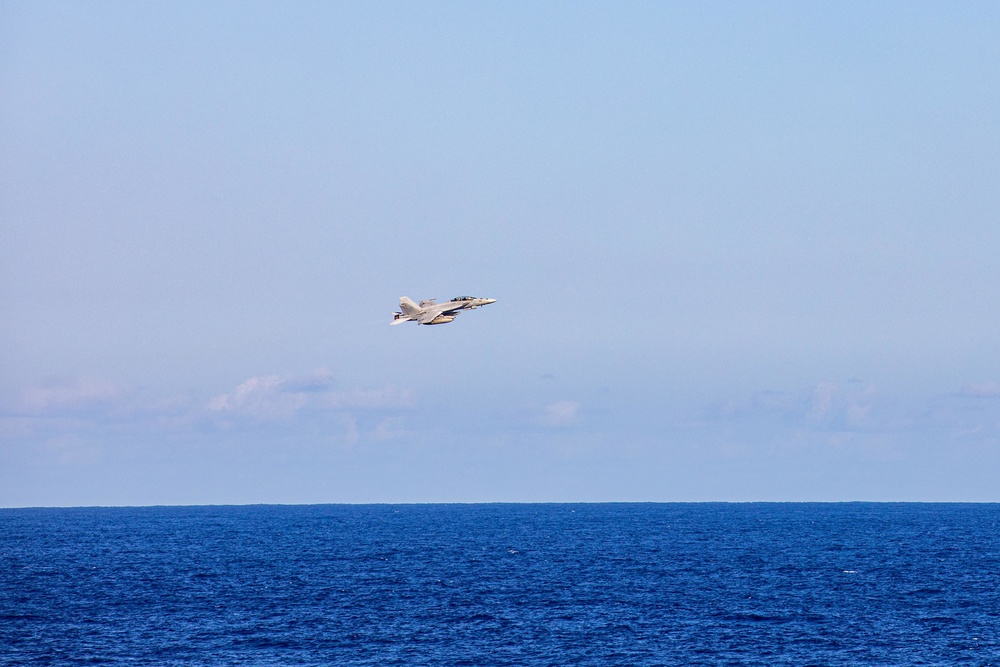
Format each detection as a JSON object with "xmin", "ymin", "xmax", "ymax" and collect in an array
[{"xmin": 2, "ymin": 503, "xmax": 999, "ymax": 666}]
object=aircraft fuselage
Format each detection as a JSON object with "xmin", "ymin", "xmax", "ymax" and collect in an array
[{"xmin": 391, "ymin": 296, "xmax": 496, "ymax": 326}]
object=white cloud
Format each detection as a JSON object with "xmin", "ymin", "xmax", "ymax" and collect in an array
[
  {"xmin": 278, "ymin": 368, "xmax": 335, "ymax": 393},
  {"xmin": 544, "ymin": 400, "xmax": 580, "ymax": 426},
  {"xmin": 717, "ymin": 381, "xmax": 880, "ymax": 433},
  {"xmin": 2, "ymin": 377, "xmax": 200, "ymax": 448},
  {"xmin": 0, "ymin": 370, "xmax": 415, "ymax": 453},
  {"xmin": 207, "ymin": 375, "xmax": 307, "ymax": 419},
  {"xmin": 207, "ymin": 371, "xmax": 414, "ymax": 422}
]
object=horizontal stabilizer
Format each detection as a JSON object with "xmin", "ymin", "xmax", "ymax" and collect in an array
[{"xmin": 391, "ymin": 311, "xmax": 413, "ymax": 325}]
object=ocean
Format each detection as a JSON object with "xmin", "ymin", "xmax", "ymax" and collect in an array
[{"xmin": 2, "ymin": 503, "xmax": 998, "ymax": 666}]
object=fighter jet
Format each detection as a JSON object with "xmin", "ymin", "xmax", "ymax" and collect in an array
[{"xmin": 391, "ymin": 295, "xmax": 497, "ymax": 325}]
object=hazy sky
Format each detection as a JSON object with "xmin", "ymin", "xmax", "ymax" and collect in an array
[{"xmin": 3, "ymin": 1, "xmax": 999, "ymax": 505}]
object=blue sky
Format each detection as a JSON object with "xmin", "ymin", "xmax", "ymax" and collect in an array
[{"xmin": 3, "ymin": 1, "xmax": 999, "ymax": 505}]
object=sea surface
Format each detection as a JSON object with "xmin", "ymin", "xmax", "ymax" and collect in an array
[{"xmin": 2, "ymin": 503, "xmax": 999, "ymax": 666}]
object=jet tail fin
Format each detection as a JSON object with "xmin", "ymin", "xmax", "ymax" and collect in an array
[{"xmin": 399, "ymin": 296, "xmax": 422, "ymax": 317}]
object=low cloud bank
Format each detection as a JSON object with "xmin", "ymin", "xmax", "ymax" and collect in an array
[
  {"xmin": 206, "ymin": 370, "xmax": 414, "ymax": 426},
  {"xmin": 4, "ymin": 370, "xmax": 415, "ymax": 448}
]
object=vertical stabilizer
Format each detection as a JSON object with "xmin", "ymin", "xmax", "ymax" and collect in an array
[{"xmin": 399, "ymin": 297, "xmax": 422, "ymax": 317}]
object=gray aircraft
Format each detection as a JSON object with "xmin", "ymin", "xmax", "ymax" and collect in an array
[{"xmin": 391, "ymin": 295, "xmax": 497, "ymax": 325}]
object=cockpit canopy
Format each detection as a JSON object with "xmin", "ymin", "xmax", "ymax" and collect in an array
[{"xmin": 451, "ymin": 296, "xmax": 476, "ymax": 301}]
